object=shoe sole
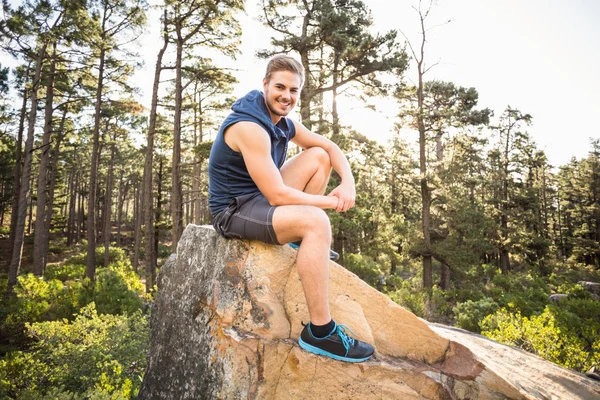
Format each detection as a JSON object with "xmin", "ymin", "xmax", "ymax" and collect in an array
[{"xmin": 298, "ymin": 338, "xmax": 372, "ymax": 363}]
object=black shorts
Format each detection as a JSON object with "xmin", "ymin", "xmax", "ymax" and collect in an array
[{"xmin": 212, "ymin": 192, "xmax": 281, "ymax": 245}]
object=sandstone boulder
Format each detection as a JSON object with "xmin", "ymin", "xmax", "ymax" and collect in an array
[{"xmin": 139, "ymin": 225, "xmax": 600, "ymax": 399}]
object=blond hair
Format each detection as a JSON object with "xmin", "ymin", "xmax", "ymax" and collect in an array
[{"xmin": 264, "ymin": 54, "xmax": 304, "ymax": 86}]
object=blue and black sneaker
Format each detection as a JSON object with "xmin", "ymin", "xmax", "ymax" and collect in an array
[
  {"xmin": 289, "ymin": 241, "xmax": 340, "ymax": 261},
  {"xmin": 298, "ymin": 322, "xmax": 374, "ymax": 363}
]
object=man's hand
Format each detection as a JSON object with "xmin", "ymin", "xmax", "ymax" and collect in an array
[{"xmin": 328, "ymin": 183, "xmax": 356, "ymax": 212}]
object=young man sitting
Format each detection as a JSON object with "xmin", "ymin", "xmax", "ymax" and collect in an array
[{"xmin": 208, "ymin": 54, "xmax": 374, "ymax": 363}]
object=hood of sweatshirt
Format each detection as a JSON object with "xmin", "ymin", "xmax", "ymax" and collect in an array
[{"xmin": 229, "ymin": 90, "xmax": 290, "ymax": 140}]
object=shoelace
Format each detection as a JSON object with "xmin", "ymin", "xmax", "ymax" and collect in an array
[{"xmin": 336, "ymin": 324, "xmax": 356, "ymax": 352}]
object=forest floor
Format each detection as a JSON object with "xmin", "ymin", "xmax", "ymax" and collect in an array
[
  {"xmin": 0, "ymin": 235, "xmax": 33, "ymax": 274},
  {"xmin": 0, "ymin": 226, "xmax": 149, "ymax": 274},
  {"xmin": 0, "ymin": 234, "xmax": 85, "ymax": 275}
]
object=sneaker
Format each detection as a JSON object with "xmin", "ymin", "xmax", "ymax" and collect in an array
[
  {"xmin": 298, "ymin": 322, "xmax": 374, "ymax": 363},
  {"xmin": 289, "ymin": 242, "xmax": 340, "ymax": 261}
]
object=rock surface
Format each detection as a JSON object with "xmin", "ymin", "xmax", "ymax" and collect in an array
[
  {"xmin": 578, "ymin": 281, "xmax": 600, "ymax": 296},
  {"xmin": 139, "ymin": 225, "xmax": 600, "ymax": 399}
]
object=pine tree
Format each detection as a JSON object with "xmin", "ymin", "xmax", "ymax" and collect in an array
[
  {"xmin": 165, "ymin": 0, "xmax": 242, "ymax": 251},
  {"xmin": 85, "ymin": 0, "xmax": 147, "ymax": 282},
  {"xmin": 2, "ymin": 0, "xmax": 67, "ymax": 293}
]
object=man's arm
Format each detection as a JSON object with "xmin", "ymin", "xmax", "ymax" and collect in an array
[
  {"xmin": 225, "ymin": 121, "xmax": 338, "ymax": 209},
  {"xmin": 291, "ymin": 120, "xmax": 356, "ymax": 212}
]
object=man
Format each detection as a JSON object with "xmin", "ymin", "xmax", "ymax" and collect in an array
[{"xmin": 208, "ymin": 54, "xmax": 374, "ymax": 363}]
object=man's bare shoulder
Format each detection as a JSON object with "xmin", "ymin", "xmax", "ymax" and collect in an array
[
  {"xmin": 226, "ymin": 121, "xmax": 269, "ymax": 137},
  {"xmin": 224, "ymin": 121, "xmax": 270, "ymax": 153}
]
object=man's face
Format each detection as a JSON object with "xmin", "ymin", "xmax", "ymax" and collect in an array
[{"xmin": 263, "ymin": 70, "xmax": 302, "ymax": 120}]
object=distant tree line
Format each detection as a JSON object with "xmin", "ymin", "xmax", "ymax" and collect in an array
[{"xmin": 0, "ymin": 0, "xmax": 598, "ymax": 300}]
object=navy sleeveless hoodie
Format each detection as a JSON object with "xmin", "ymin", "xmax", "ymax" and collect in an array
[{"xmin": 208, "ymin": 90, "xmax": 296, "ymax": 215}]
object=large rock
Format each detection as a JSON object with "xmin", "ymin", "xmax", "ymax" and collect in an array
[
  {"xmin": 139, "ymin": 225, "xmax": 600, "ymax": 399},
  {"xmin": 578, "ymin": 281, "xmax": 600, "ymax": 296}
]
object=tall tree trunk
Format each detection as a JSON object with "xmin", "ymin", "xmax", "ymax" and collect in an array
[
  {"xmin": 0, "ymin": 183, "xmax": 5, "ymax": 226},
  {"xmin": 172, "ymin": 20, "xmax": 184, "ymax": 252},
  {"xmin": 7, "ymin": 45, "xmax": 46, "ymax": 294},
  {"xmin": 330, "ymin": 53, "xmax": 346, "ymax": 260},
  {"xmin": 27, "ymin": 175, "xmax": 34, "ymax": 235},
  {"xmin": 197, "ymin": 96, "xmax": 206, "ymax": 224},
  {"xmin": 33, "ymin": 42, "xmax": 57, "ymax": 276},
  {"xmin": 542, "ymin": 166, "xmax": 549, "ymax": 238},
  {"xmin": 7, "ymin": 67, "xmax": 30, "ymax": 270},
  {"xmin": 153, "ymin": 156, "xmax": 164, "ymax": 290},
  {"xmin": 76, "ymin": 171, "xmax": 83, "ymax": 243},
  {"xmin": 435, "ymin": 131, "xmax": 450, "ymax": 289},
  {"xmin": 417, "ymin": 42, "xmax": 432, "ymax": 290},
  {"xmin": 103, "ymin": 131, "xmax": 116, "ymax": 268},
  {"xmin": 390, "ymin": 163, "xmax": 398, "ymax": 275},
  {"xmin": 124, "ymin": 193, "xmax": 130, "ymax": 228},
  {"xmin": 331, "ymin": 53, "xmax": 340, "ymax": 140},
  {"xmin": 87, "ymin": 39, "xmax": 106, "ymax": 281},
  {"xmin": 144, "ymin": 10, "xmax": 168, "ymax": 289},
  {"xmin": 116, "ymin": 170, "xmax": 126, "ymax": 247},
  {"xmin": 133, "ymin": 185, "xmax": 141, "ymax": 272},
  {"xmin": 41, "ymin": 108, "xmax": 67, "ymax": 271},
  {"xmin": 500, "ymin": 116, "xmax": 511, "ymax": 275},
  {"xmin": 67, "ymin": 166, "xmax": 76, "ymax": 246},
  {"xmin": 298, "ymin": 11, "xmax": 312, "ymax": 128},
  {"xmin": 96, "ymin": 184, "xmax": 103, "ymax": 244},
  {"xmin": 193, "ymin": 84, "xmax": 201, "ymax": 225}
]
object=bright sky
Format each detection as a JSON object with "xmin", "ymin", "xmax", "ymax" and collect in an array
[
  {"xmin": 220, "ymin": 0, "xmax": 600, "ymax": 168},
  {"xmin": 378, "ymin": 0, "xmax": 600, "ymax": 168},
  {"xmin": 3, "ymin": 0, "xmax": 599, "ymax": 167}
]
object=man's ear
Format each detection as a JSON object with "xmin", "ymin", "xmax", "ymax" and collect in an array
[{"xmin": 263, "ymin": 78, "xmax": 268, "ymax": 90}]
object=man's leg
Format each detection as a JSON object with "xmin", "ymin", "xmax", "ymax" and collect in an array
[
  {"xmin": 273, "ymin": 147, "xmax": 374, "ymax": 362},
  {"xmin": 274, "ymin": 147, "xmax": 333, "ymax": 325},
  {"xmin": 280, "ymin": 146, "xmax": 331, "ymax": 196}
]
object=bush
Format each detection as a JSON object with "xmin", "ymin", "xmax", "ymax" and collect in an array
[
  {"xmin": 88, "ymin": 261, "xmax": 146, "ymax": 315},
  {"xmin": 481, "ymin": 301, "xmax": 600, "ymax": 373},
  {"xmin": 157, "ymin": 243, "xmax": 173, "ymax": 260},
  {"xmin": 424, "ymin": 286, "xmax": 453, "ymax": 322},
  {"xmin": 2, "ymin": 274, "xmax": 81, "ymax": 338},
  {"xmin": 45, "ymin": 262, "xmax": 86, "ymax": 281},
  {"xmin": 344, "ymin": 253, "xmax": 384, "ymax": 287},
  {"xmin": 0, "ymin": 225, "xmax": 10, "ymax": 238},
  {"xmin": 387, "ymin": 278, "xmax": 426, "ymax": 317},
  {"xmin": 453, "ymin": 297, "xmax": 499, "ymax": 333},
  {"xmin": 65, "ymin": 246, "xmax": 130, "ymax": 268},
  {"xmin": 48, "ymin": 236, "xmax": 68, "ymax": 256},
  {"xmin": 3, "ymin": 256, "xmax": 146, "ymax": 341},
  {"xmin": 0, "ymin": 303, "xmax": 148, "ymax": 399},
  {"xmin": 486, "ymin": 273, "xmax": 549, "ymax": 317}
]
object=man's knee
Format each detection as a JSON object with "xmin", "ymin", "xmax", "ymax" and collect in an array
[
  {"xmin": 289, "ymin": 206, "xmax": 330, "ymax": 235},
  {"xmin": 304, "ymin": 207, "xmax": 331, "ymax": 239},
  {"xmin": 305, "ymin": 146, "xmax": 331, "ymax": 168}
]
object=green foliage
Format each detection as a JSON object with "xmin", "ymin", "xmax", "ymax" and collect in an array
[
  {"xmin": 0, "ymin": 225, "xmax": 10, "ymax": 238},
  {"xmin": 476, "ymin": 272, "xmax": 549, "ymax": 318},
  {"xmin": 194, "ymin": 140, "xmax": 214, "ymax": 160},
  {"xmin": 482, "ymin": 301, "xmax": 600, "ymax": 373},
  {"xmin": 387, "ymin": 279, "xmax": 425, "ymax": 317},
  {"xmin": 2, "ymin": 274, "xmax": 82, "ymax": 338},
  {"xmin": 157, "ymin": 242, "xmax": 172, "ymax": 260},
  {"xmin": 0, "ymin": 303, "xmax": 148, "ymax": 399},
  {"xmin": 2, "ymin": 248, "xmax": 147, "ymax": 341},
  {"xmin": 0, "ymin": 244, "xmax": 149, "ymax": 398},
  {"xmin": 82, "ymin": 261, "xmax": 146, "ymax": 316},
  {"xmin": 65, "ymin": 246, "xmax": 130, "ymax": 268},
  {"xmin": 45, "ymin": 262, "xmax": 86, "ymax": 281},
  {"xmin": 344, "ymin": 253, "xmax": 384, "ymax": 287},
  {"xmin": 453, "ymin": 298, "xmax": 499, "ymax": 333}
]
